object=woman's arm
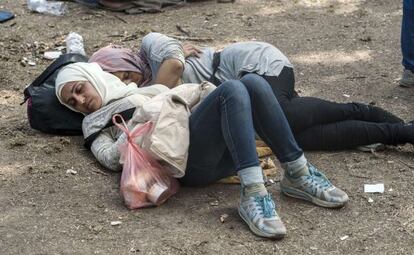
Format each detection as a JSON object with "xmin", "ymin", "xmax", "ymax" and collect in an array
[
  {"xmin": 154, "ymin": 59, "xmax": 184, "ymax": 88},
  {"xmin": 141, "ymin": 33, "xmax": 187, "ymax": 88},
  {"xmin": 90, "ymin": 130, "xmax": 126, "ymax": 172},
  {"xmin": 154, "ymin": 43, "xmax": 203, "ymax": 88}
]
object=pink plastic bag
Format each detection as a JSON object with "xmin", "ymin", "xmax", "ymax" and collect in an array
[{"xmin": 113, "ymin": 114, "xmax": 179, "ymax": 209}]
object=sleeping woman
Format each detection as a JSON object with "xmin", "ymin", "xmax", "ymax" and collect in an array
[
  {"xmin": 55, "ymin": 62, "xmax": 349, "ymax": 240},
  {"xmin": 88, "ymin": 33, "xmax": 414, "ymax": 151}
]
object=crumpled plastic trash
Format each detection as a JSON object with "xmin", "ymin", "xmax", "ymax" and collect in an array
[
  {"xmin": 65, "ymin": 32, "xmax": 86, "ymax": 56},
  {"xmin": 27, "ymin": 0, "xmax": 67, "ymax": 16}
]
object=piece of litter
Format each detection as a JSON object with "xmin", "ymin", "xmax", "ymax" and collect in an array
[
  {"xmin": 43, "ymin": 51, "xmax": 62, "ymax": 60},
  {"xmin": 388, "ymin": 188, "xmax": 393, "ymax": 192},
  {"xmin": 368, "ymin": 197, "xmax": 374, "ymax": 203},
  {"xmin": 55, "ymin": 46, "xmax": 66, "ymax": 51},
  {"xmin": 28, "ymin": 60, "xmax": 36, "ymax": 66},
  {"xmin": 364, "ymin": 184, "xmax": 384, "ymax": 193},
  {"xmin": 0, "ymin": 10, "xmax": 15, "ymax": 23},
  {"xmin": 220, "ymin": 214, "xmax": 229, "ymax": 223},
  {"xmin": 92, "ymin": 225, "xmax": 103, "ymax": 232},
  {"xmin": 387, "ymin": 160, "xmax": 394, "ymax": 164},
  {"xmin": 310, "ymin": 247, "xmax": 318, "ymax": 251},
  {"xmin": 66, "ymin": 169, "xmax": 77, "ymax": 175},
  {"xmin": 340, "ymin": 235, "xmax": 349, "ymax": 241},
  {"xmin": 209, "ymin": 200, "xmax": 218, "ymax": 206},
  {"xmin": 110, "ymin": 221, "xmax": 122, "ymax": 226},
  {"xmin": 27, "ymin": 0, "xmax": 67, "ymax": 16},
  {"xmin": 343, "ymin": 94, "xmax": 350, "ymax": 98}
]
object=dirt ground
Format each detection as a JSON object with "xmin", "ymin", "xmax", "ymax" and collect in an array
[{"xmin": 1, "ymin": 0, "xmax": 414, "ymax": 254}]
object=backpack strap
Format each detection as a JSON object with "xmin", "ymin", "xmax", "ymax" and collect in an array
[
  {"xmin": 84, "ymin": 107, "xmax": 136, "ymax": 150},
  {"xmin": 208, "ymin": 51, "xmax": 221, "ymax": 86},
  {"xmin": 22, "ymin": 53, "xmax": 88, "ymax": 104}
]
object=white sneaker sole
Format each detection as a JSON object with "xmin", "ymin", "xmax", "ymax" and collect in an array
[
  {"xmin": 281, "ymin": 187, "xmax": 347, "ymax": 208},
  {"xmin": 238, "ymin": 206, "xmax": 286, "ymax": 239}
]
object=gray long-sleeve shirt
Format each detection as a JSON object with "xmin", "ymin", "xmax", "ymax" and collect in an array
[{"xmin": 141, "ymin": 32, "xmax": 293, "ymax": 84}]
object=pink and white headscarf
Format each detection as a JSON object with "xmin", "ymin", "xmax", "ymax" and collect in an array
[{"xmin": 88, "ymin": 45, "xmax": 153, "ymax": 87}]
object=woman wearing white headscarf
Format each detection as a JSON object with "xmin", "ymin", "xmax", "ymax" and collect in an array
[
  {"xmin": 55, "ymin": 61, "xmax": 169, "ymax": 175},
  {"xmin": 55, "ymin": 62, "xmax": 167, "ymax": 114},
  {"xmin": 55, "ymin": 63, "xmax": 350, "ymax": 240}
]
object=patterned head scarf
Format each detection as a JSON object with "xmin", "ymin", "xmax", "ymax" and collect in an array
[{"xmin": 88, "ymin": 45, "xmax": 152, "ymax": 86}]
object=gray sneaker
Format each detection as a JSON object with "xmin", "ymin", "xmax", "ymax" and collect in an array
[
  {"xmin": 238, "ymin": 192, "xmax": 286, "ymax": 239},
  {"xmin": 281, "ymin": 164, "xmax": 348, "ymax": 208},
  {"xmin": 399, "ymin": 69, "xmax": 414, "ymax": 88}
]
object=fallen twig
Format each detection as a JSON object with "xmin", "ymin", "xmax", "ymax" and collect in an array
[
  {"xmin": 167, "ymin": 34, "xmax": 213, "ymax": 42},
  {"xmin": 112, "ymin": 14, "xmax": 128, "ymax": 24},
  {"xmin": 176, "ymin": 24, "xmax": 191, "ymax": 36},
  {"xmin": 396, "ymin": 159, "xmax": 414, "ymax": 169},
  {"xmin": 346, "ymin": 76, "xmax": 367, "ymax": 80},
  {"xmin": 107, "ymin": 34, "xmax": 124, "ymax": 38},
  {"xmin": 92, "ymin": 170, "xmax": 109, "ymax": 176}
]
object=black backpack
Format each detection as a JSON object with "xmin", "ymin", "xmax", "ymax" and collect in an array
[{"xmin": 22, "ymin": 53, "xmax": 88, "ymax": 135}]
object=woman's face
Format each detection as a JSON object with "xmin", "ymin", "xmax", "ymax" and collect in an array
[
  {"xmin": 112, "ymin": 71, "xmax": 143, "ymax": 85},
  {"xmin": 60, "ymin": 80, "xmax": 103, "ymax": 114}
]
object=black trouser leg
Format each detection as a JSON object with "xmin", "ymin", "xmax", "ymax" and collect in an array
[
  {"xmin": 280, "ymin": 98, "xmax": 403, "ymax": 134},
  {"xmin": 261, "ymin": 68, "xmax": 403, "ymax": 134},
  {"xmin": 295, "ymin": 120, "xmax": 414, "ymax": 151}
]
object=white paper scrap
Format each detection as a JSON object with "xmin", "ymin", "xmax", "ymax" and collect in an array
[
  {"xmin": 340, "ymin": 235, "xmax": 349, "ymax": 241},
  {"xmin": 364, "ymin": 184, "xmax": 384, "ymax": 193},
  {"xmin": 110, "ymin": 221, "xmax": 122, "ymax": 226},
  {"xmin": 66, "ymin": 169, "xmax": 77, "ymax": 175},
  {"xmin": 44, "ymin": 51, "xmax": 62, "ymax": 60}
]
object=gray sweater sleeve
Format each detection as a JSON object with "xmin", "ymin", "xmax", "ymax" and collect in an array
[
  {"xmin": 141, "ymin": 32, "xmax": 185, "ymax": 80},
  {"xmin": 90, "ymin": 129, "xmax": 126, "ymax": 172}
]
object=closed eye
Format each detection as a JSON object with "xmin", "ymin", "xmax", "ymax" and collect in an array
[
  {"xmin": 67, "ymin": 98, "xmax": 76, "ymax": 107},
  {"xmin": 75, "ymin": 83, "xmax": 83, "ymax": 93}
]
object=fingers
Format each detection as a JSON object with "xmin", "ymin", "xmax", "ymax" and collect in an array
[
  {"xmin": 190, "ymin": 49, "xmax": 201, "ymax": 58},
  {"xmin": 194, "ymin": 46, "xmax": 202, "ymax": 53},
  {"xmin": 183, "ymin": 43, "xmax": 202, "ymax": 58}
]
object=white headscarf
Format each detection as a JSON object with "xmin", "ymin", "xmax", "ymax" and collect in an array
[{"xmin": 55, "ymin": 62, "xmax": 167, "ymax": 113}]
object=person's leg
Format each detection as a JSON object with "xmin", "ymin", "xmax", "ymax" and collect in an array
[
  {"xmin": 401, "ymin": 0, "xmax": 414, "ymax": 87},
  {"xmin": 284, "ymin": 98, "xmax": 403, "ymax": 134},
  {"xmin": 240, "ymin": 74, "xmax": 348, "ymax": 208},
  {"xmin": 261, "ymin": 71, "xmax": 403, "ymax": 134},
  {"xmin": 295, "ymin": 120, "xmax": 414, "ymax": 151},
  {"xmin": 182, "ymin": 81, "xmax": 261, "ymax": 186},
  {"xmin": 182, "ymin": 80, "xmax": 286, "ymax": 238},
  {"xmin": 402, "ymin": 0, "xmax": 414, "ymax": 71}
]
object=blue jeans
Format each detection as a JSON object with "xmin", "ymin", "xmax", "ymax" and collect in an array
[
  {"xmin": 402, "ymin": 0, "xmax": 414, "ymax": 71},
  {"xmin": 180, "ymin": 74, "xmax": 303, "ymax": 186}
]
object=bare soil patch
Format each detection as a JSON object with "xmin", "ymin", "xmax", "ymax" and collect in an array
[{"xmin": 0, "ymin": 0, "xmax": 413, "ymax": 254}]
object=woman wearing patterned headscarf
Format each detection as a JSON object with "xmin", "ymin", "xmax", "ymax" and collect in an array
[{"xmin": 89, "ymin": 33, "xmax": 414, "ymax": 153}]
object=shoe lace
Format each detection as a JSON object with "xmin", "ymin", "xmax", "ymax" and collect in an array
[
  {"xmin": 254, "ymin": 194, "xmax": 276, "ymax": 218},
  {"xmin": 305, "ymin": 164, "xmax": 332, "ymax": 190}
]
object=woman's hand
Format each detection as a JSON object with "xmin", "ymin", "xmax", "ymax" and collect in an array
[{"xmin": 183, "ymin": 42, "xmax": 202, "ymax": 58}]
